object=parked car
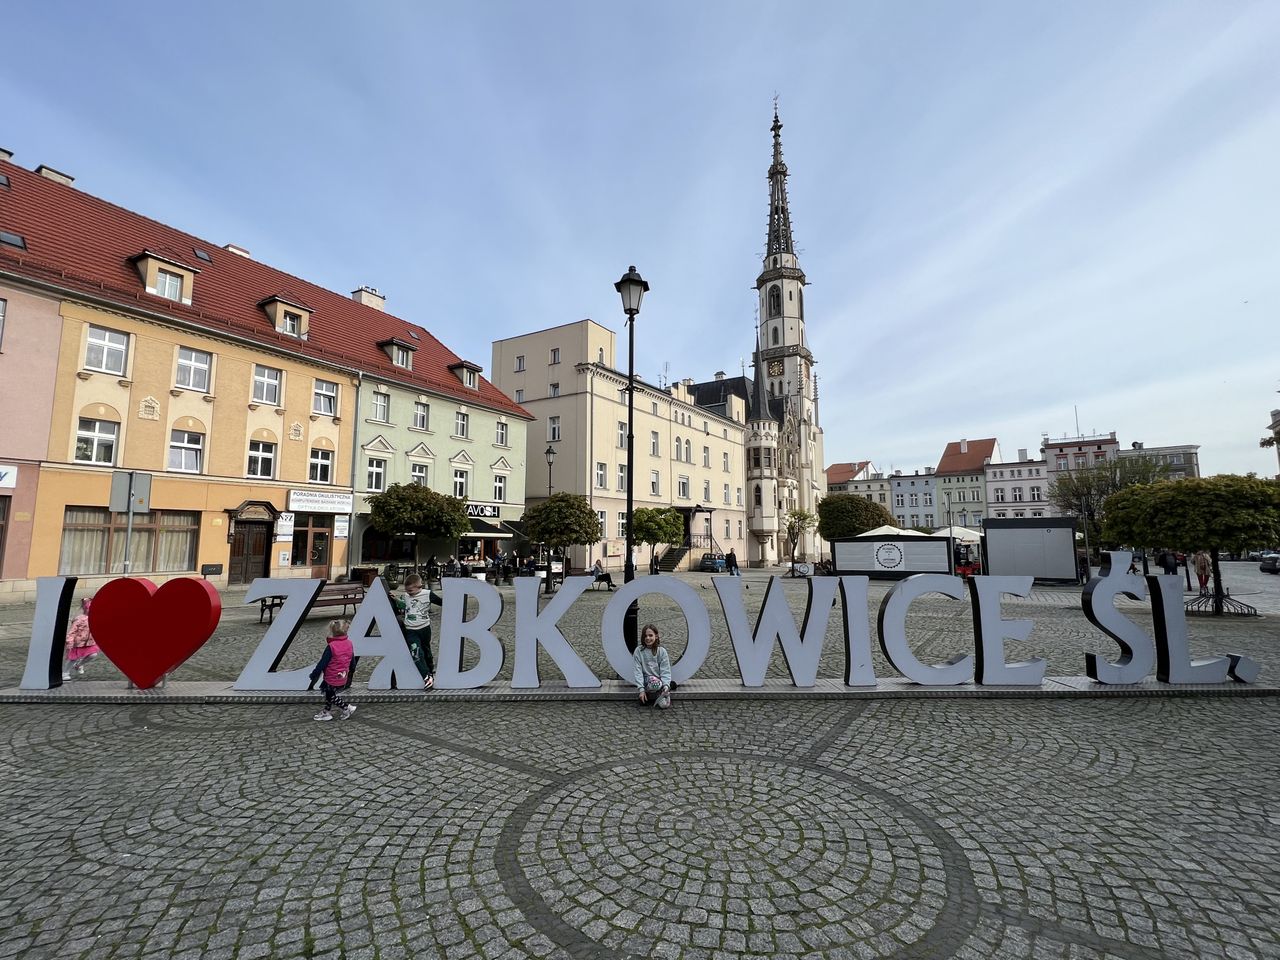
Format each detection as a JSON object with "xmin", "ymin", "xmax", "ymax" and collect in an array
[
  {"xmin": 698, "ymin": 552, "xmax": 727, "ymax": 573},
  {"xmin": 1261, "ymin": 554, "xmax": 1280, "ymax": 575}
]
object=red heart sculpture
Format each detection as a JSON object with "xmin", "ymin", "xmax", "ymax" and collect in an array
[{"xmin": 89, "ymin": 577, "xmax": 222, "ymax": 689}]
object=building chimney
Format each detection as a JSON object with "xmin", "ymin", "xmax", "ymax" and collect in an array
[
  {"xmin": 682, "ymin": 377, "xmax": 694, "ymax": 387},
  {"xmin": 924, "ymin": 466, "xmax": 934, "ymax": 475},
  {"xmin": 0, "ymin": 148, "xmax": 13, "ymax": 162},
  {"xmin": 1018, "ymin": 448, "xmax": 1027, "ymax": 461},
  {"xmin": 714, "ymin": 371, "xmax": 725, "ymax": 381},
  {"xmin": 352, "ymin": 285, "xmax": 386, "ymax": 310},
  {"xmin": 36, "ymin": 164, "xmax": 74, "ymax": 186},
  {"xmin": 959, "ymin": 439, "xmax": 968, "ymax": 454},
  {"xmin": 223, "ymin": 244, "xmax": 252, "ymax": 258}
]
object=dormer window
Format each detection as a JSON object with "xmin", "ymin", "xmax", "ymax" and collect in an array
[
  {"xmin": 448, "ymin": 359, "xmax": 483, "ymax": 390},
  {"xmin": 133, "ymin": 250, "xmax": 198, "ymax": 305},
  {"xmin": 378, "ymin": 337, "xmax": 417, "ymax": 370},
  {"xmin": 258, "ymin": 295, "xmax": 312, "ymax": 338}
]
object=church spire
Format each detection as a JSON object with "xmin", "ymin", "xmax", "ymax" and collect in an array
[
  {"xmin": 766, "ymin": 104, "xmax": 795, "ymax": 257},
  {"xmin": 750, "ymin": 326, "xmax": 771, "ymax": 423}
]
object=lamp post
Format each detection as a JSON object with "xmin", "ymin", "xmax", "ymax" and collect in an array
[
  {"xmin": 544, "ymin": 444, "xmax": 556, "ymax": 499},
  {"xmin": 944, "ymin": 490, "xmax": 955, "ymax": 575},
  {"xmin": 615, "ymin": 265, "xmax": 648, "ymax": 654}
]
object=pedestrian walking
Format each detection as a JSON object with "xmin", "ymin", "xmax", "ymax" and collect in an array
[
  {"xmin": 632, "ymin": 623, "xmax": 672, "ymax": 710},
  {"xmin": 725, "ymin": 548, "xmax": 740, "ymax": 576},
  {"xmin": 308, "ymin": 619, "xmax": 358, "ymax": 722},
  {"xmin": 396, "ymin": 574, "xmax": 442, "ymax": 689},
  {"xmin": 1159, "ymin": 549, "xmax": 1177, "ymax": 576},
  {"xmin": 1193, "ymin": 550, "xmax": 1211, "ymax": 594},
  {"xmin": 63, "ymin": 597, "xmax": 100, "ymax": 680}
]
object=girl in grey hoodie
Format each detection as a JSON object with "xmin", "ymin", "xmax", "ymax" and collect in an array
[{"xmin": 632, "ymin": 623, "xmax": 672, "ymax": 710}]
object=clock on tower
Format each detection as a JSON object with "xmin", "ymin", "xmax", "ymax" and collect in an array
[{"xmin": 767, "ymin": 359, "xmax": 784, "ymax": 377}]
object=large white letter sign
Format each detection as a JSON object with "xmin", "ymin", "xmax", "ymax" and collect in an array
[
  {"xmin": 435, "ymin": 577, "xmax": 505, "ymax": 689},
  {"xmin": 600, "ymin": 577, "xmax": 712, "ymax": 685},
  {"xmin": 968, "ymin": 576, "xmax": 1046, "ymax": 686},
  {"xmin": 1146, "ymin": 574, "xmax": 1229, "ymax": 684},
  {"xmin": 512, "ymin": 576, "xmax": 599, "ymax": 688},
  {"xmin": 715, "ymin": 576, "xmax": 838, "ymax": 687},
  {"xmin": 837, "ymin": 576, "xmax": 876, "ymax": 686},
  {"xmin": 236, "ymin": 579, "xmax": 327, "ymax": 690},
  {"xmin": 877, "ymin": 574, "xmax": 972, "ymax": 685},
  {"xmin": 1081, "ymin": 552, "xmax": 1155, "ymax": 685},
  {"xmin": 348, "ymin": 578, "xmax": 423, "ymax": 690},
  {"xmin": 22, "ymin": 576, "xmax": 77, "ymax": 690}
]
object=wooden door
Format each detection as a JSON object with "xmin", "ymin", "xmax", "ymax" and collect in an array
[{"xmin": 229, "ymin": 522, "xmax": 270, "ymax": 585}]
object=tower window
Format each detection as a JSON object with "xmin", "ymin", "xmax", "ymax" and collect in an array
[
  {"xmin": 771, "ymin": 326, "xmax": 779, "ymax": 346},
  {"xmin": 768, "ymin": 285, "xmax": 781, "ymax": 318}
]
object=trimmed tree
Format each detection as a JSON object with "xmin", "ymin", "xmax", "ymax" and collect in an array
[
  {"xmin": 817, "ymin": 493, "xmax": 894, "ymax": 541},
  {"xmin": 632, "ymin": 506, "xmax": 684, "ymax": 570},
  {"xmin": 1048, "ymin": 455, "xmax": 1171, "ymax": 553},
  {"xmin": 365, "ymin": 483, "xmax": 471, "ymax": 566},
  {"xmin": 783, "ymin": 508, "xmax": 818, "ymax": 566},
  {"xmin": 521, "ymin": 492, "xmax": 602, "ymax": 561},
  {"xmin": 1103, "ymin": 475, "xmax": 1280, "ymax": 615}
]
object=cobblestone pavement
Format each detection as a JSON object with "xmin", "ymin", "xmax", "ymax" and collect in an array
[{"xmin": 0, "ymin": 566, "xmax": 1277, "ymax": 958}]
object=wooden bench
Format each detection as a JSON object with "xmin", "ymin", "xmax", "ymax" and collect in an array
[{"xmin": 259, "ymin": 581, "xmax": 366, "ymax": 624}]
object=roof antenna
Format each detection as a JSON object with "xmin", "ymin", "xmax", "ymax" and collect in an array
[{"xmin": 1074, "ymin": 404, "xmax": 1080, "ymax": 436}]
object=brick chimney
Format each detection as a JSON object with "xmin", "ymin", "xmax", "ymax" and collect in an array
[
  {"xmin": 352, "ymin": 285, "xmax": 386, "ymax": 310},
  {"xmin": 36, "ymin": 164, "xmax": 74, "ymax": 186},
  {"xmin": 223, "ymin": 244, "xmax": 252, "ymax": 258},
  {"xmin": 959, "ymin": 439, "xmax": 969, "ymax": 454}
]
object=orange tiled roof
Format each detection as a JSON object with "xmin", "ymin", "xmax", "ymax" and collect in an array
[
  {"xmin": 935, "ymin": 439, "xmax": 999, "ymax": 476},
  {"xmin": 0, "ymin": 160, "xmax": 532, "ymax": 419},
  {"xmin": 825, "ymin": 461, "xmax": 871, "ymax": 485}
]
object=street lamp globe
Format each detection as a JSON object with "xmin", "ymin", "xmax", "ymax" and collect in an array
[{"xmin": 614, "ymin": 265, "xmax": 649, "ymax": 316}]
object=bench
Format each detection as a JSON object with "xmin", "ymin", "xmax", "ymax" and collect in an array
[{"xmin": 259, "ymin": 581, "xmax": 366, "ymax": 624}]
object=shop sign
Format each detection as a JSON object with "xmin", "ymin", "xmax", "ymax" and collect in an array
[
  {"xmin": 18, "ymin": 553, "xmax": 1261, "ymax": 693},
  {"xmin": 0, "ymin": 465, "xmax": 16, "ymax": 489},
  {"xmin": 466, "ymin": 503, "xmax": 501, "ymax": 518},
  {"xmin": 288, "ymin": 490, "xmax": 354, "ymax": 513},
  {"xmin": 275, "ymin": 512, "xmax": 296, "ymax": 541},
  {"xmin": 334, "ymin": 516, "xmax": 349, "ymax": 539}
]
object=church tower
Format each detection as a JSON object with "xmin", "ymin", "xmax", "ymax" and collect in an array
[{"xmin": 753, "ymin": 106, "xmax": 825, "ymax": 562}]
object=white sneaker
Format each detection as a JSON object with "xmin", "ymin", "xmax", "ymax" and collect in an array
[
  {"xmin": 340, "ymin": 704, "xmax": 357, "ymax": 720},
  {"xmin": 74, "ymin": 663, "xmax": 85, "ymax": 676},
  {"xmin": 61, "ymin": 672, "xmax": 72, "ymax": 681},
  {"xmin": 313, "ymin": 711, "xmax": 333, "ymax": 722}
]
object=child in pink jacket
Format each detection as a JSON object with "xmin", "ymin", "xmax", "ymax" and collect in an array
[
  {"xmin": 307, "ymin": 619, "xmax": 358, "ymax": 722},
  {"xmin": 64, "ymin": 597, "xmax": 101, "ymax": 680}
]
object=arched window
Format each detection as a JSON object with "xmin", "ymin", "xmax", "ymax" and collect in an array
[
  {"xmin": 684, "ymin": 439, "xmax": 691, "ymax": 461},
  {"xmin": 597, "ymin": 347, "xmax": 604, "ymax": 363},
  {"xmin": 754, "ymin": 485, "xmax": 762, "ymax": 507},
  {"xmin": 771, "ymin": 326, "xmax": 780, "ymax": 346},
  {"xmin": 674, "ymin": 436, "xmax": 681, "ymax": 460},
  {"xmin": 798, "ymin": 287, "xmax": 803, "ymax": 317},
  {"xmin": 767, "ymin": 285, "xmax": 781, "ymax": 318}
]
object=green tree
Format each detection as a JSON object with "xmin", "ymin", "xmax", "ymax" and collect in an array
[
  {"xmin": 1103, "ymin": 475, "xmax": 1280, "ymax": 615},
  {"xmin": 1048, "ymin": 455, "xmax": 1172, "ymax": 553},
  {"xmin": 521, "ymin": 493, "xmax": 602, "ymax": 556},
  {"xmin": 365, "ymin": 483, "xmax": 471, "ymax": 565},
  {"xmin": 632, "ymin": 507, "xmax": 684, "ymax": 569},
  {"xmin": 816, "ymin": 493, "xmax": 894, "ymax": 541},
  {"xmin": 783, "ymin": 508, "xmax": 818, "ymax": 565}
]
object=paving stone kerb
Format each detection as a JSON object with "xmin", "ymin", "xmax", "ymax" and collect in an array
[{"xmin": 2, "ymin": 566, "xmax": 1277, "ymax": 696}]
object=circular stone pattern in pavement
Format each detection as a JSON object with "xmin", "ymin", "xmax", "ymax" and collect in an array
[{"xmin": 504, "ymin": 753, "xmax": 964, "ymax": 958}]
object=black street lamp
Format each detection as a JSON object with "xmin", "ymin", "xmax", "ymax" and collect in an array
[
  {"xmin": 544, "ymin": 444, "xmax": 556, "ymax": 499},
  {"xmin": 615, "ymin": 265, "xmax": 649, "ymax": 654}
]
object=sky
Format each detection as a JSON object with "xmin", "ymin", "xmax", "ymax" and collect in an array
[{"xmin": 4, "ymin": 1, "xmax": 1279, "ymax": 477}]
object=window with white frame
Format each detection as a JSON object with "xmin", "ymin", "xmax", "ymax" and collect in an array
[
  {"xmin": 617, "ymin": 463, "xmax": 627, "ymax": 490},
  {"xmin": 597, "ymin": 510, "xmax": 606, "ymax": 538},
  {"xmin": 253, "ymin": 365, "xmax": 282, "ymax": 405},
  {"xmin": 281, "ymin": 310, "xmax": 301, "ymax": 336},
  {"xmin": 393, "ymin": 345, "xmax": 411, "ymax": 368},
  {"xmin": 367, "ymin": 458, "xmax": 386, "ymax": 491},
  {"xmin": 453, "ymin": 469, "xmax": 468, "ymax": 498},
  {"xmin": 723, "ymin": 483, "xmax": 730, "ymax": 504},
  {"xmin": 309, "ymin": 448, "xmax": 333, "ymax": 483},
  {"xmin": 1030, "ymin": 486, "xmax": 1042, "ymax": 501},
  {"xmin": 86, "ymin": 325, "xmax": 129, "ymax": 375},
  {"xmin": 702, "ymin": 446, "xmax": 710, "ymax": 467},
  {"xmin": 677, "ymin": 476, "xmax": 689, "ymax": 499},
  {"xmin": 371, "ymin": 392, "xmax": 390, "ymax": 422},
  {"xmin": 684, "ymin": 439, "xmax": 691, "ymax": 462},
  {"xmin": 312, "ymin": 379, "xmax": 338, "ymax": 416},
  {"xmin": 155, "ymin": 269, "xmax": 183, "ymax": 301},
  {"xmin": 493, "ymin": 474, "xmax": 507, "ymax": 502},
  {"xmin": 247, "ymin": 440, "xmax": 275, "ymax": 478},
  {"xmin": 736, "ymin": 487, "xmax": 742, "ymax": 505},
  {"xmin": 413, "ymin": 401, "xmax": 429, "ymax": 430},
  {"xmin": 495, "ymin": 421, "xmax": 508, "ymax": 446},
  {"xmin": 650, "ymin": 431, "xmax": 659, "ymax": 456},
  {"xmin": 617, "ymin": 512, "xmax": 626, "ymax": 538},
  {"xmin": 723, "ymin": 452, "xmax": 729, "ymax": 472},
  {"xmin": 650, "ymin": 470, "xmax": 660, "ymax": 495},
  {"xmin": 549, "ymin": 416, "xmax": 560, "ymax": 441},
  {"xmin": 909, "ymin": 493, "xmax": 919, "ymax": 507},
  {"xmin": 463, "ymin": 369, "xmax": 477, "ymax": 388},
  {"xmin": 168, "ymin": 429, "xmax": 204, "ymax": 473},
  {"xmin": 514, "ymin": 389, "xmax": 524, "ymax": 403},
  {"xmin": 618, "ymin": 422, "xmax": 626, "ymax": 449},
  {"xmin": 410, "ymin": 463, "xmax": 428, "ymax": 486},
  {"xmin": 674, "ymin": 436, "xmax": 682, "ymax": 460},
  {"xmin": 75, "ymin": 418, "xmax": 118, "ymax": 464},
  {"xmin": 549, "ymin": 382, "xmax": 559, "ymax": 398},
  {"xmin": 1012, "ymin": 487, "xmax": 1024, "ymax": 502},
  {"xmin": 594, "ymin": 462, "xmax": 607, "ymax": 489},
  {"xmin": 515, "ymin": 355, "xmax": 525, "ymax": 371},
  {"xmin": 994, "ymin": 488, "xmax": 1006, "ymax": 503},
  {"xmin": 549, "ymin": 347, "xmax": 560, "ymax": 365},
  {"xmin": 956, "ymin": 489, "xmax": 967, "ymax": 503},
  {"xmin": 894, "ymin": 493, "xmax": 905, "ymax": 507},
  {"xmin": 176, "ymin": 347, "xmax": 211, "ymax": 392},
  {"xmin": 703, "ymin": 480, "xmax": 711, "ymax": 501},
  {"xmin": 455, "ymin": 410, "xmax": 469, "ymax": 438}
]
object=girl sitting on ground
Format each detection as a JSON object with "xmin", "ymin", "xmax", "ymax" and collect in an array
[{"xmin": 632, "ymin": 622, "xmax": 672, "ymax": 710}]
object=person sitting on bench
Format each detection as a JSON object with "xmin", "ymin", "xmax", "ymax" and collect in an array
[{"xmin": 592, "ymin": 558, "xmax": 615, "ymax": 591}]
